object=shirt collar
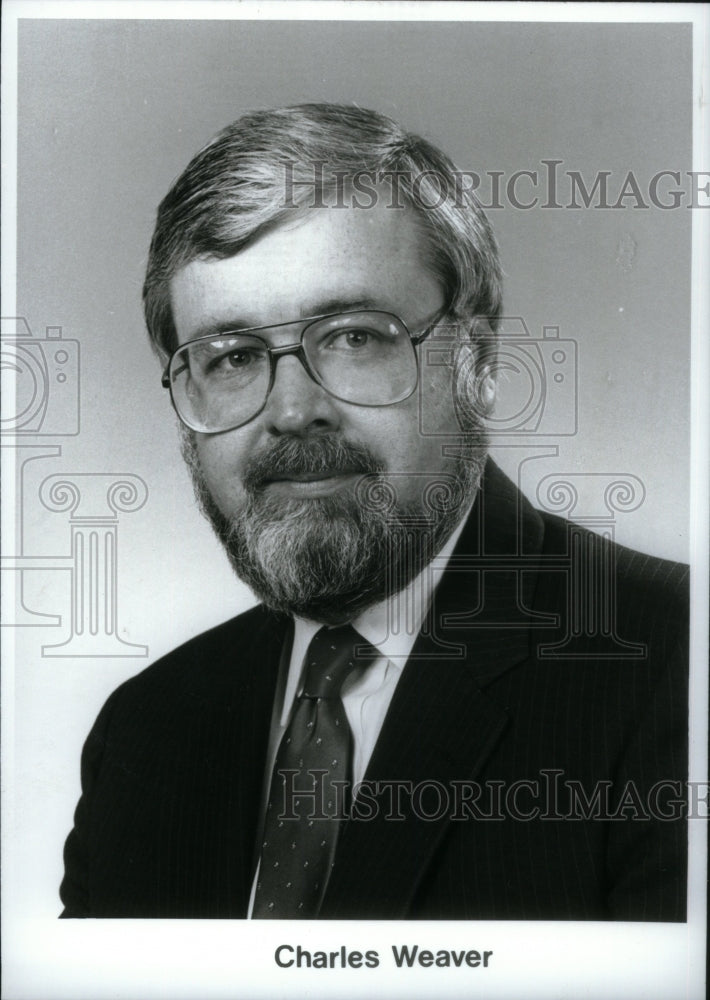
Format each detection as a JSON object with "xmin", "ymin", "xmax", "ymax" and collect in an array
[{"xmin": 281, "ymin": 505, "xmax": 471, "ymax": 726}]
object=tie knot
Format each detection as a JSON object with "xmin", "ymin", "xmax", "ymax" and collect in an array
[{"xmin": 301, "ymin": 624, "xmax": 376, "ymax": 699}]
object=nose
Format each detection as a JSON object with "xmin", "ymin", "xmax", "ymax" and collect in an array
[{"xmin": 261, "ymin": 352, "xmax": 341, "ymax": 436}]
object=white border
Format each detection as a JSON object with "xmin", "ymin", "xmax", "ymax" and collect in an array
[
  {"xmin": 0, "ymin": 0, "xmax": 706, "ymax": 23},
  {"xmin": 2, "ymin": 3, "xmax": 708, "ymax": 999}
]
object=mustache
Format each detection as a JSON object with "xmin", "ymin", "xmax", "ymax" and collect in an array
[{"xmin": 242, "ymin": 435, "xmax": 386, "ymax": 492}]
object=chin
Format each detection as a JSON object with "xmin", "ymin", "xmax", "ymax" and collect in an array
[{"xmin": 182, "ymin": 425, "xmax": 486, "ymax": 621}]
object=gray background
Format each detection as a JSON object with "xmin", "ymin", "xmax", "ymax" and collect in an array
[{"xmin": 11, "ymin": 18, "xmax": 692, "ymax": 920}]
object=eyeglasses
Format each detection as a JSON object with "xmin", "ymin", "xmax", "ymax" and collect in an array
[{"xmin": 161, "ymin": 309, "xmax": 442, "ymax": 433}]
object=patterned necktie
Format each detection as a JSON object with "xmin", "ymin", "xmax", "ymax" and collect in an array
[{"xmin": 252, "ymin": 624, "xmax": 375, "ymax": 918}]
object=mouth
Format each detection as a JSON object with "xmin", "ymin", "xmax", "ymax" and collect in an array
[{"xmin": 262, "ymin": 470, "xmax": 363, "ymax": 497}]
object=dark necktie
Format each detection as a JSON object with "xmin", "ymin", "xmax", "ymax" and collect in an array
[{"xmin": 252, "ymin": 624, "xmax": 375, "ymax": 918}]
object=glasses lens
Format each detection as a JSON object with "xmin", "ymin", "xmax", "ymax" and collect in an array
[
  {"xmin": 303, "ymin": 312, "xmax": 417, "ymax": 405},
  {"xmin": 168, "ymin": 334, "xmax": 270, "ymax": 432}
]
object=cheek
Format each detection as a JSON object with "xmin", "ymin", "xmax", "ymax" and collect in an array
[
  {"xmin": 193, "ymin": 434, "xmax": 250, "ymax": 510},
  {"xmin": 368, "ymin": 391, "xmax": 459, "ymax": 480},
  {"xmin": 416, "ymin": 362, "xmax": 460, "ymax": 434}
]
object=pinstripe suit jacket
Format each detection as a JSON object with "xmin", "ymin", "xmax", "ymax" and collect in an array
[{"xmin": 60, "ymin": 460, "xmax": 689, "ymax": 919}]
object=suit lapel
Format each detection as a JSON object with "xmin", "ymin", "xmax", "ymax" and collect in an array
[
  {"xmin": 320, "ymin": 657, "xmax": 509, "ymax": 918},
  {"xmin": 321, "ymin": 460, "xmax": 547, "ymax": 918},
  {"xmin": 221, "ymin": 607, "xmax": 289, "ymax": 911}
]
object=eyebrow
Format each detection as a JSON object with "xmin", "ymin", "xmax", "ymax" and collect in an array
[{"xmin": 187, "ymin": 297, "xmax": 385, "ymax": 340}]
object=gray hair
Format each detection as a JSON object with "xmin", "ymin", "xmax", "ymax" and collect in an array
[{"xmin": 143, "ymin": 103, "xmax": 503, "ymax": 358}]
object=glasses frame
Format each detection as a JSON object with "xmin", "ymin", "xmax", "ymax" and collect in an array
[{"xmin": 161, "ymin": 308, "xmax": 445, "ymax": 434}]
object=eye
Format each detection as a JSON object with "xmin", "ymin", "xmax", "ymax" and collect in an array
[
  {"xmin": 223, "ymin": 348, "xmax": 254, "ymax": 369},
  {"xmin": 328, "ymin": 328, "xmax": 373, "ymax": 349},
  {"xmin": 204, "ymin": 346, "xmax": 261, "ymax": 374}
]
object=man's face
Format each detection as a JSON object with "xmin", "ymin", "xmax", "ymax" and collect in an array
[{"xmin": 170, "ymin": 200, "xmax": 486, "ymax": 621}]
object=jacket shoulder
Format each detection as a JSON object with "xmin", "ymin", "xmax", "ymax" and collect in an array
[
  {"xmin": 538, "ymin": 508, "xmax": 689, "ymax": 630},
  {"xmin": 102, "ymin": 604, "xmax": 286, "ymax": 713}
]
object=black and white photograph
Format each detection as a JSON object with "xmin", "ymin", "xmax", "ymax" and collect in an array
[{"xmin": 2, "ymin": 3, "xmax": 707, "ymax": 998}]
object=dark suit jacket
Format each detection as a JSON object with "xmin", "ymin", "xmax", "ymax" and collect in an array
[{"xmin": 60, "ymin": 461, "xmax": 689, "ymax": 920}]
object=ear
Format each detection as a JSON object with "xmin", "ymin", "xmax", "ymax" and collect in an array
[
  {"xmin": 475, "ymin": 363, "xmax": 497, "ymax": 415},
  {"xmin": 452, "ymin": 345, "xmax": 497, "ymax": 429},
  {"xmin": 466, "ymin": 316, "xmax": 498, "ymax": 416}
]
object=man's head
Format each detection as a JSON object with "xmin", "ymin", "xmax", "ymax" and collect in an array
[{"xmin": 144, "ymin": 104, "xmax": 502, "ymax": 623}]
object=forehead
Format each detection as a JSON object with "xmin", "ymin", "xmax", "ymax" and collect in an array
[{"xmin": 169, "ymin": 200, "xmax": 444, "ymax": 342}]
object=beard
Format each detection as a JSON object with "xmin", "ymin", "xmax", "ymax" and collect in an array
[{"xmin": 181, "ymin": 428, "xmax": 486, "ymax": 625}]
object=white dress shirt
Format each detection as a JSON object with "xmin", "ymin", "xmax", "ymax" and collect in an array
[{"xmin": 248, "ymin": 509, "xmax": 471, "ymax": 915}]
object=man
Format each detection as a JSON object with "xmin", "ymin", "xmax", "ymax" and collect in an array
[{"xmin": 60, "ymin": 104, "xmax": 688, "ymax": 920}]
